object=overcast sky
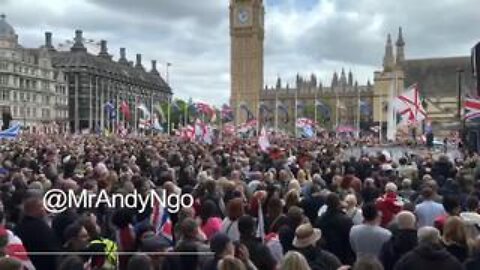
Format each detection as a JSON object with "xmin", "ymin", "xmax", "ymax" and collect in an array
[{"xmin": 2, "ymin": 0, "xmax": 479, "ymax": 105}]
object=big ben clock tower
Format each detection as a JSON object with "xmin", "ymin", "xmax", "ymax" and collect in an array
[{"xmin": 229, "ymin": 0, "xmax": 264, "ymax": 125}]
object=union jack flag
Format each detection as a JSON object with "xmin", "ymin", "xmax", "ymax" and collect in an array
[{"xmin": 464, "ymin": 96, "xmax": 480, "ymax": 120}]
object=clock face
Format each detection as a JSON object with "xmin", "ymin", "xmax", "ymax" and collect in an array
[{"xmin": 237, "ymin": 8, "xmax": 249, "ymax": 24}]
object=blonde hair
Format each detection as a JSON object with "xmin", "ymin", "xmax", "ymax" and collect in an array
[
  {"xmin": 218, "ymin": 256, "xmax": 246, "ymax": 270},
  {"xmin": 280, "ymin": 251, "xmax": 311, "ymax": 270},
  {"xmin": 443, "ymin": 216, "xmax": 467, "ymax": 247}
]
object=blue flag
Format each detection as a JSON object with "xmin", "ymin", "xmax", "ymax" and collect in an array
[{"xmin": 0, "ymin": 124, "xmax": 20, "ymax": 139}]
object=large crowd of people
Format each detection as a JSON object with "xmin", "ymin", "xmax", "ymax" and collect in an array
[{"xmin": 0, "ymin": 133, "xmax": 479, "ymax": 270}]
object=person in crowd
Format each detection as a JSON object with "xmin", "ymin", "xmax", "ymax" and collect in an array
[
  {"xmin": 15, "ymin": 192, "xmax": 61, "ymax": 270},
  {"xmin": 127, "ymin": 254, "xmax": 154, "ymax": 270},
  {"xmin": 350, "ymin": 203, "xmax": 392, "ymax": 258},
  {"xmin": 464, "ymin": 235, "xmax": 480, "ymax": 270},
  {"xmin": 434, "ymin": 195, "xmax": 461, "ymax": 232},
  {"xmin": 460, "ymin": 196, "xmax": 480, "ymax": 239},
  {"xmin": 280, "ymin": 251, "xmax": 311, "ymax": 270},
  {"xmin": 414, "ymin": 187, "xmax": 446, "ymax": 228},
  {"xmin": 279, "ymin": 206, "xmax": 305, "ymax": 253},
  {"xmin": 379, "ymin": 211, "xmax": 418, "ymax": 270},
  {"xmin": 238, "ymin": 215, "xmax": 276, "ymax": 270},
  {"xmin": 398, "ymin": 178, "xmax": 416, "ymax": 203},
  {"xmin": 376, "ymin": 182, "xmax": 403, "ymax": 227},
  {"xmin": 199, "ymin": 200, "xmax": 223, "ymax": 240},
  {"xmin": 353, "ymin": 256, "xmax": 385, "ymax": 270},
  {"xmin": 218, "ymin": 256, "xmax": 248, "ymax": 270},
  {"xmin": 0, "ymin": 257, "xmax": 23, "ymax": 270},
  {"xmin": 394, "ymin": 226, "xmax": 463, "ymax": 270},
  {"xmin": 315, "ymin": 193, "xmax": 355, "ymax": 264},
  {"xmin": 441, "ymin": 216, "xmax": 469, "ymax": 263},
  {"xmin": 221, "ymin": 198, "xmax": 244, "ymax": 242},
  {"xmin": 203, "ymin": 233, "xmax": 234, "ymax": 270},
  {"xmin": 344, "ymin": 194, "xmax": 363, "ymax": 225},
  {"xmin": 292, "ymin": 223, "xmax": 341, "ymax": 270}
]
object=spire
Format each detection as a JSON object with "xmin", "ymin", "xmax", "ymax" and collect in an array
[
  {"xmin": 395, "ymin": 27, "xmax": 405, "ymax": 64},
  {"xmin": 98, "ymin": 40, "xmax": 111, "ymax": 60},
  {"xmin": 276, "ymin": 77, "xmax": 282, "ymax": 89},
  {"xmin": 150, "ymin": 60, "xmax": 159, "ymax": 76},
  {"xmin": 70, "ymin": 30, "xmax": 87, "ymax": 52},
  {"xmin": 383, "ymin": 34, "xmax": 394, "ymax": 71},
  {"xmin": 340, "ymin": 68, "xmax": 347, "ymax": 86},
  {"xmin": 310, "ymin": 73, "xmax": 317, "ymax": 88},
  {"xmin": 331, "ymin": 71, "xmax": 339, "ymax": 88},
  {"xmin": 348, "ymin": 70, "xmax": 353, "ymax": 86},
  {"xmin": 118, "ymin": 48, "xmax": 128, "ymax": 65},
  {"xmin": 296, "ymin": 73, "xmax": 302, "ymax": 89}
]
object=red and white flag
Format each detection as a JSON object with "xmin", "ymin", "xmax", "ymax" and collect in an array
[
  {"xmin": 394, "ymin": 84, "xmax": 427, "ymax": 124},
  {"xmin": 464, "ymin": 96, "xmax": 480, "ymax": 120}
]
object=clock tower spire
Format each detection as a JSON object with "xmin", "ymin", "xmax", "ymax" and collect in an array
[{"xmin": 230, "ymin": 0, "xmax": 265, "ymax": 126}]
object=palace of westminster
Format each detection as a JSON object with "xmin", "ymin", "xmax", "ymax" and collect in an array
[{"xmin": 230, "ymin": 0, "xmax": 475, "ymax": 133}]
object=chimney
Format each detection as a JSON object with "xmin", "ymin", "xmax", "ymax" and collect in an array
[
  {"xmin": 71, "ymin": 30, "xmax": 86, "ymax": 52},
  {"xmin": 150, "ymin": 60, "xmax": 159, "ymax": 75},
  {"xmin": 98, "ymin": 40, "xmax": 111, "ymax": 59},
  {"xmin": 135, "ymin": 54, "xmax": 144, "ymax": 70},
  {"xmin": 44, "ymin": 32, "xmax": 55, "ymax": 51},
  {"xmin": 118, "ymin": 48, "xmax": 128, "ymax": 64}
]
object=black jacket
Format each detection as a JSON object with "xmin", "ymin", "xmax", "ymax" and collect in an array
[
  {"xmin": 315, "ymin": 209, "xmax": 355, "ymax": 265},
  {"xmin": 394, "ymin": 243, "xmax": 463, "ymax": 270},
  {"xmin": 297, "ymin": 245, "xmax": 342, "ymax": 270},
  {"xmin": 380, "ymin": 229, "xmax": 418, "ymax": 270},
  {"xmin": 464, "ymin": 255, "xmax": 480, "ymax": 270},
  {"xmin": 240, "ymin": 236, "xmax": 276, "ymax": 270},
  {"xmin": 15, "ymin": 216, "xmax": 61, "ymax": 270}
]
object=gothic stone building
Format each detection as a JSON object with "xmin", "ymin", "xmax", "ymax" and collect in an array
[
  {"xmin": 261, "ymin": 70, "xmax": 374, "ymax": 131},
  {"xmin": 374, "ymin": 27, "xmax": 475, "ymax": 137},
  {"xmin": 0, "ymin": 15, "xmax": 68, "ymax": 132},
  {"xmin": 46, "ymin": 30, "xmax": 172, "ymax": 133}
]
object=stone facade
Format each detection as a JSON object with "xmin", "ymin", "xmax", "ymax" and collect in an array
[
  {"xmin": 46, "ymin": 30, "xmax": 172, "ymax": 133},
  {"xmin": 0, "ymin": 15, "xmax": 68, "ymax": 132},
  {"xmin": 374, "ymin": 28, "xmax": 475, "ymax": 135},
  {"xmin": 262, "ymin": 70, "xmax": 374, "ymax": 131},
  {"xmin": 230, "ymin": 0, "xmax": 265, "ymax": 126}
]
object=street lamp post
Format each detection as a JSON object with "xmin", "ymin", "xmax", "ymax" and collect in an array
[
  {"xmin": 457, "ymin": 68, "xmax": 465, "ymax": 145},
  {"xmin": 22, "ymin": 98, "xmax": 26, "ymax": 130}
]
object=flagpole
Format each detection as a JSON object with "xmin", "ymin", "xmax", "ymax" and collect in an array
[
  {"xmin": 335, "ymin": 91, "xmax": 339, "ymax": 131},
  {"xmin": 134, "ymin": 94, "xmax": 138, "ymax": 134},
  {"xmin": 294, "ymin": 89, "xmax": 298, "ymax": 138},
  {"xmin": 275, "ymin": 90, "xmax": 278, "ymax": 133},
  {"xmin": 256, "ymin": 102, "xmax": 260, "ymax": 136},
  {"xmin": 357, "ymin": 86, "xmax": 360, "ymax": 138},
  {"xmin": 167, "ymin": 97, "xmax": 171, "ymax": 135},
  {"xmin": 379, "ymin": 94, "xmax": 382, "ymax": 143},
  {"xmin": 314, "ymin": 91, "xmax": 318, "ymax": 137},
  {"xmin": 150, "ymin": 94, "xmax": 154, "ymax": 135},
  {"xmin": 184, "ymin": 100, "xmax": 188, "ymax": 127}
]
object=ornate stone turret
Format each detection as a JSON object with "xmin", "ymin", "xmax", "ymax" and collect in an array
[
  {"xmin": 348, "ymin": 70, "xmax": 353, "ymax": 86},
  {"xmin": 296, "ymin": 73, "xmax": 303, "ymax": 89},
  {"xmin": 395, "ymin": 27, "xmax": 405, "ymax": 65},
  {"xmin": 383, "ymin": 34, "xmax": 395, "ymax": 71},
  {"xmin": 71, "ymin": 30, "xmax": 87, "ymax": 52},
  {"xmin": 118, "ymin": 48, "xmax": 128, "ymax": 65},
  {"xmin": 150, "ymin": 60, "xmax": 159, "ymax": 76},
  {"xmin": 98, "ymin": 40, "xmax": 111, "ymax": 60},
  {"xmin": 44, "ymin": 32, "xmax": 55, "ymax": 51},
  {"xmin": 135, "ymin": 54, "xmax": 144, "ymax": 70}
]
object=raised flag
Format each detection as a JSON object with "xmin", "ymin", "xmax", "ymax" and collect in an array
[
  {"xmin": 104, "ymin": 101, "xmax": 116, "ymax": 120},
  {"xmin": 120, "ymin": 101, "xmax": 131, "ymax": 120},
  {"xmin": 137, "ymin": 103, "xmax": 151, "ymax": 119},
  {"xmin": 155, "ymin": 103, "xmax": 166, "ymax": 123},
  {"xmin": 394, "ymin": 84, "xmax": 427, "ymax": 124},
  {"xmin": 464, "ymin": 96, "xmax": 480, "ymax": 120},
  {"xmin": 0, "ymin": 124, "xmax": 20, "ymax": 139},
  {"xmin": 221, "ymin": 104, "xmax": 234, "ymax": 122}
]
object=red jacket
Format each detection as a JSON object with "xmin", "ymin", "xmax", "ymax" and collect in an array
[{"xmin": 376, "ymin": 192, "xmax": 403, "ymax": 227}]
